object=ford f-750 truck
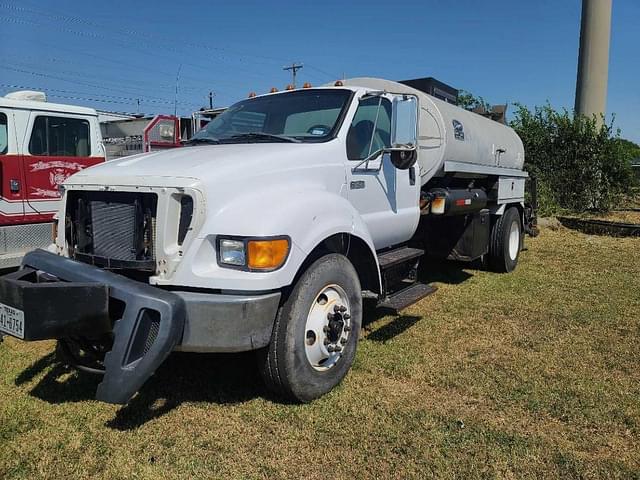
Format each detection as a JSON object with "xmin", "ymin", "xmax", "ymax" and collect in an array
[{"xmin": 0, "ymin": 78, "xmax": 535, "ymax": 404}]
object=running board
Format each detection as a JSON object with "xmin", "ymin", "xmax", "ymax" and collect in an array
[
  {"xmin": 377, "ymin": 247, "xmax": 424, "ymax": 270},
  {"xmin": 378, "ymin": 283, "xmax": 437, "ymax": 312}
]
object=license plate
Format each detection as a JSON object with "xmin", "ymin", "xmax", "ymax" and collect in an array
[{"xmin": 0, "ymin": 302, "xmax": 24, "ymax": 339}]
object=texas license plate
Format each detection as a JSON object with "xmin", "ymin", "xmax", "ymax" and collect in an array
[{"xmin": 0, "ymin": 302, "xmax": 24, "ymax": 339}]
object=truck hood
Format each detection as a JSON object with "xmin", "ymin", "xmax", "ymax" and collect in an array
[{"xmin": 67, "ymin": 143, "xmax": 334, "ymax": 186}]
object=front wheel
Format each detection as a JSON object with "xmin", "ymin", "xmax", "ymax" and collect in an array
[{"xmin": 257, "ymin": 253, "xmax": 362, "ymax": 402}]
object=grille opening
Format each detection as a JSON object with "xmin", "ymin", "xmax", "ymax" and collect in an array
[
  {"xmin": 177, "ymin": 195, "xmax": 193, "ymax": 246},
  {"xmin": 66, "ymin": 191, "xmax": 158, "ymax": 272},
  {"xmin": 125, "ymin": 308, "xmax": 161, "ymax": 365},
  {"xmin": 108, "ymin": 298, "xmax": 127, "ymax": 323}
]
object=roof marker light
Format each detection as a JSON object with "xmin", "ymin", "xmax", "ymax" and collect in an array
[
  {"xmin": 334, "ymin": 80, "xmax": 344, "ymax": 86},
  {"xmin": 248, "ymin": 92, "xmax": 257, "ymax": 98},
  {"xmin": 302, "ymin": 82, "xmax": 312, "ymax": 88},
  {"xmin": 270, "ymin": 87, "xmax": 278, "ymax": 93},
  {"xmin": 285, "ymin": 84, "xmax": 295, "ymax": 90}
]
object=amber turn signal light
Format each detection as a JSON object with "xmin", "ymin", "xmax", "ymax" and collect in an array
[{"xmin": 247, "ymin": 238, "xmax": 290, "ymax": 270}]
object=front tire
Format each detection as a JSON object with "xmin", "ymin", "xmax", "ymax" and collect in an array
[
  {"xmin": 488, "ymin": 206, "xmax": 522, "ymax": 273},
  {"xmin": 257, "ymin": 253, "xmax": 362, "ymax": 402}
]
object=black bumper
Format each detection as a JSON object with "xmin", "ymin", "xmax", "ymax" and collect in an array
[{"xmin": 0, "ymin": 249, "xmax": 185, "ymax": 405}]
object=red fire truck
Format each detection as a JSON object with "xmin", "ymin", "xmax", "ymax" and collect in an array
[{"xmin": 0, "ymin": 91, "xmax": 105, "ymax": 268}]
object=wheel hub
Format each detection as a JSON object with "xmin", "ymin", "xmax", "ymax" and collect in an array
[
  {"xmin": 304, "ymin": 285, "xmax": 352, "ymax": 371},
  {"xmin": 326, "ymin": 305, "xmax": 347, "ymax": 343}
]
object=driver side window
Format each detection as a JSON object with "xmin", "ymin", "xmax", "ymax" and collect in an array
[{"xmin": 346, "ymin": 97, "xmax": 392, "ymax": 160}]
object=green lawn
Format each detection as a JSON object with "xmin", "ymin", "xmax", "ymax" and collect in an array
[{"xmin": 1, "ymin": 226, "xmax": 638, "ymax": 479}]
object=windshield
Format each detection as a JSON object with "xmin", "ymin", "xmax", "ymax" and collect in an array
[{"xmin": 189, "ymin": 89, "xmax": 352, "ymax": 144}]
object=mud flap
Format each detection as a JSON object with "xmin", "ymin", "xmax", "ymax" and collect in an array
[{"xmin": 13, "ymin": 249, "xmax": 185, "ymax": 404}]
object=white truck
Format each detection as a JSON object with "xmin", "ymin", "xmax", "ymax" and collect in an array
[{"xmin": 0, "ymin": 78, "xmax": 535, "ymax": 404}]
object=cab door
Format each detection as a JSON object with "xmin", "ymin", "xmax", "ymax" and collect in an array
[
  {"xmin": 0, "ymin": 109, "xmax": 26, "ymax": 225},
  {"xmin": 345, "ymin": 94, "xmax": 420, "ymax": 250},
  {"xmin": 23, "ymin": 113, "xmax": 102, "ymax": 220}
]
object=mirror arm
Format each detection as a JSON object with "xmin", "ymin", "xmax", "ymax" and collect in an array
[{"xmin": 352, "ymin": 149, "xmax": 384, "ymax": 172}]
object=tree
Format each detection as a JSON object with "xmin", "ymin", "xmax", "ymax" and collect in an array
[
  {"xmin": 456, "ymin": 90, "xmax": 491, "ymax": 112},
  {"xmin": 510, "ymin": 104, "xmax": 635, "ymax": 214}
]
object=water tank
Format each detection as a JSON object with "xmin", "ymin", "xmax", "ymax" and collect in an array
[{"xmin": 343, "ymin": 78, "xmax": 525, "ymax": 185}]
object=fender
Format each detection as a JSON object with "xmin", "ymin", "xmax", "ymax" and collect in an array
[{"xmin": 161, "ymin": 182, "xmax": 381, "ymax": 293}]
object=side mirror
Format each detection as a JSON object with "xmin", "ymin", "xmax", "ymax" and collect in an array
[
  {"xmin": 390, "ymin": 95, "xmax": 418, "ymax": 169},
  {"xmin": 390, "ymin": 150, "xmax": 417, "ymax": 170}
]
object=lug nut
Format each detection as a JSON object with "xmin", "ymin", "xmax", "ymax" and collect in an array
[
  {"xmin": 340, "ymin": 338, "xmax": 347, "ymax": 345},
  {"xmin": 327, "ymin": 313, "xmax": 334, "ymax": 320},
  {"xmin": 334, "ymin": 345, "xmax": 342, "ymax": 352},
  {"xmin": 324, "ymin": 338, "xmax": 330, "ymax": 345},
  {"xmin": 323, "ymin": 326, "xmax": 329, "ymax": 333},
  {"xmin": 327, "ymin": 345, "xmax": 335, "ymax": 352},
  {"xmin": 343, "ymin": 313, "xmax": 351, "ymax": 320},
  {"xmin": 333, "ymin": 305, "xmax": 341, "ymax": 313},
  {"xmin": 339, "ymin": 306, "xmax": 347, "ymax": 312},
  {"xmin": 344, "ymin": 325, "xmax": 352, "ymax": 332}
]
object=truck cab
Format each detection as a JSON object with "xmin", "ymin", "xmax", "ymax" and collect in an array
[
  {"xmin": 0, "ymin": 79, "xmax": 533, "ymax": 404},
  {"xmin": 0, "ymin": 91, "xmax": 105, "ymax": 268}
]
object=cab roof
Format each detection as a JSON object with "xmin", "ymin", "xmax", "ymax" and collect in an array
[{"xmin": 0, "ymin": 95, "xmax": 98, "ymax": 116}]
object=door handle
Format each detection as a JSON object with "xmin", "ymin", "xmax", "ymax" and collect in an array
[
  {"xmin": 10, "ymin": 179, "xmax": 20, "ymax": 193},
  {"xmin": 409, "ymin": 167, "xmax": 416, "ymax": 186}
]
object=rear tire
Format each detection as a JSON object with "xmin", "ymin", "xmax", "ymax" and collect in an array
[
  {"xmin": 488, "ymin": 206, "xmax": 521, "ymax": 273},
  {"xmin": 257, "ymin": 253, "xmax": 362, "ymax": 402}
]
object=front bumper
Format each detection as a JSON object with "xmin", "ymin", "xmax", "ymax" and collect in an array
[{"xmin": 0, "ymin": 249, "xmax": 280, "ymax": 404}]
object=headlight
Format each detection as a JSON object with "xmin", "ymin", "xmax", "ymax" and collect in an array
[
  {"xmin": 217, "ymin": 236, "xmax": 290, "ymax": 271},
  {"xmin": 219, "ymin": 239, "xmax": 246, "ymax": 266}
]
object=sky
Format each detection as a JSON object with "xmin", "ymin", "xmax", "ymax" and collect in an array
[{"xmin": 0, "ymin": 0, "xmax": 638, "ymax": 142}]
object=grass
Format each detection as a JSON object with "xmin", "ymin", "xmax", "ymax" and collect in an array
[{"xmin": 1, "ymin": 226, "xmax": 639, "ymax": 479}]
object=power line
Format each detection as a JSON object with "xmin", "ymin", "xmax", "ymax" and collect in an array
[
  {"xmin": 1, "ymin": 1, "xmax": 290, "ymax": 66},
  {"xmin": 1, "ymin": 4, "xmax": 341, "ymax": 95},
  {"xmin": 305, "ymin": 64, "xmax": 340, "ymax": 82},
  {"xmin": 4, "ymin": 34, "xmax": 235, "ymax": 91},
  {"xmin": 0, "ymin": 83, "xmax": 201, "ymax": 108},
  {"xmin": 0, "ymin": 14, "xmax": 273, "ymax": 88},
  {"xmin": 0, "ymin": 65, "xmax": 201, "ymax": 107}
]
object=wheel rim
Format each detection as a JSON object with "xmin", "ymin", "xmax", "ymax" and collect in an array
[
  {"xmin": 304, "ymin": 284, "xmax": 351, "ymax": 372},
  {"xmin": 508, "ymin": 220, "xmax": 520, "ymax": 261}
]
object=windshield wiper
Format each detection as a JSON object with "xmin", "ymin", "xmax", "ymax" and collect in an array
[
  {"xmin": 182, "ymin": 137, "xmax": 221, "ymax": 145},
  {"xmin": 226, "ymin": 132, "xmax": 301, "ymax": 143}
]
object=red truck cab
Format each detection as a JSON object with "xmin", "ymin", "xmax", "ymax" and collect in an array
[{"xmin": 0, "ymin": 91, "xmax": 105, "ymax": 268}]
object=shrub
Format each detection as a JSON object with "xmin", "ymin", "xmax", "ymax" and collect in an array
[{"xmin": 510, "ymin": 104, "xmax": 635, "ymax": 214}]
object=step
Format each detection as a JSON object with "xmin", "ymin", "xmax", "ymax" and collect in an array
[
  {"xmin": 378, "ymin": 282, "xmax": 437, "ymax": 312},
  {"xmin": 377, "ymin": 247, "xmax": 424, "ymax": 270}
]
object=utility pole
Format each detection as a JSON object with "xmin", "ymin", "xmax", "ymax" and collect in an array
[
  {"xmin": 208, "ymin": 91, "xmax": 214, "ymax": 110},
  {"xmin": 283, "ymin": 63, "xmax": 304, "ymax": 88},
  {"xmin": 575, "ymin": 0, "xmax": 612, "ymax": 126},
  {"xmin": 174, "ymin": 63, "xmax": 182, "ymax": 117}
]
